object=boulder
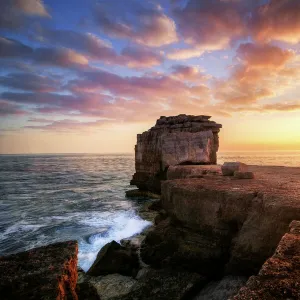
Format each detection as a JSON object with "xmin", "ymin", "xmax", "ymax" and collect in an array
[
  {"xmin": 221, "ymin": 162, "xmax": 248, "ymax": 176},
  {"xmin": 76, "ymin": 281, "xmax": 100, "ymax": 300},
  {"xmin": 194, "ymin": 276, "xmax": 247, "ymax": 300},
  {"xmin": 89, "ymin": 274, "xmax": 137, "ymax": 300},
  {"xmin": 232, "ymin": 220, "xmax": 300, "ymax": 299},
  {"xmin": 234, "ymin": 171, "xmax": 254, "ymax": 179},
  {"xmin": 130, "ymin": 114, "xmax": 222, "ymax": 193},
  {"xmin": 110, "ymin": 268, "xmax": 206, "ymax": 300},
  {"xmin": 0, "ymin": 241, "xmax": 78, "ymax": 300},
  {"xmin": 87, "ymin": 241, "xmax": 139, "ymax": 277}
]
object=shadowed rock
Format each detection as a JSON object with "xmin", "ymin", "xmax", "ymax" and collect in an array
[
  {"xmin": 232, "ymin": 220, "xmax": 300, "ymax": 299},
  {"xmin": 110, "ymin": 268, "xmax": 206, "ymax": 300},
  {"xmin": 141, "ymin": 165, "xmax": 300, "ymax": 276},
  {"xmin": 87, "ymin": 240, "xmax": 140, "ymax": 277},
  {"xmin": 0, "ymin": 241, "xmax": 78, "ymax": 300}
]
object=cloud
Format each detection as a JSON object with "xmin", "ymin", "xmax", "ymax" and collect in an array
[
  {"xmin": 28, "ymin": 118, "xmax": 55, "ymax": 123},
  {"xmin": 173, "ymin": 0, "xmax": 248, "ymax": 51},
  {"xmin": 93, "ymin": 1, "xmax": 177, "ymax": 47},
  {"xmin": 236, "ymin": 43, "xmax": 294, "ymax": 68},
  {"xmin": 33, "ymin": 48, "xmax": 89, "ymax": 67},
  {"xmin": 24, "ymin": 119, "xmax": 109, "ymax": 132},
  {"xmin": 0, "ymin": 37, "xmax": 33, "ymax": 58},
  {"xmin": 66, "ymin": 68, "xmax": 211, "ymax": 101},
  {"xmin": 170, "ymin": 65, "xmax": 210, "ymax": 82},
  {"xmin": 214, "ymin": 43, "xmax": 300, "ymax": 105},
  {"xmin": 0, "ymin": 73, "xmax": 60, "ymax": 92},
  {"xmin": 0, "ymin": 0, "xmax": 49, "ymax": 30},
  {"xmin": 119, "ymin": 46, "xmax": 163, "ymax": 68},
  {"xmin": 1, "ymin": 91, "xmax": 113, "ymax": 117},
  {"xmin": 0, "ymin": 37, "xmax": 89, "ymax": 68},
  {"xmin": 167, "ymin": 48, "xmax": 204, "ymax": 60},
  {"xmin": 0, "ymin": 100, "xmax": 27, "ymax": 116},
  {"xmin": 32, "ymin": 28, "xmax": 163, "ymax": 68},
  {"xmin": 251, "ymin": 0, "xmax": 300, "ymax": 44}
]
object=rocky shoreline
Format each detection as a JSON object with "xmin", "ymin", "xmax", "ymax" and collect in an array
[
  {"xmin": 2, "ymin": 164, "xmax": 300, "ymax": 299},
  {"xmin": 1, "ymin": 115, "xmax": 300, "ymax": 299}
]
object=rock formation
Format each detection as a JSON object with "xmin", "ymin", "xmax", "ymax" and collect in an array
[
  {"xmin": 232, "ymin": 220, "xmax": 300, "ymax": 299},
  {"xmin": 130, "ymin": 114, "xmax": 222, "ymax": 193},
  {"xmin": 140, "ymin": 165, "xmax": 300, "ymax": 277},
  {"xmin": 0, "ymin": 241, "xmax": 78, "ymax": 300}
]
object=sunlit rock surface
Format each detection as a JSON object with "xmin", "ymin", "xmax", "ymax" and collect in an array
[
  {"xmin": 131, "ymin": 114, "xmax": 222, "ymax": 193},
  {"xmin": 0, "ymin": 241, "xmax": 78, "ymax": 300}
]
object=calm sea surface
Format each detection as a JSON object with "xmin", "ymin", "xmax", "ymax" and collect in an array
[{"xmin": 0, "ymin": 152, "xmax": 300, "ymax": 270}]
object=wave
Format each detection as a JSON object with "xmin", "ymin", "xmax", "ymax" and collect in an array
[{"xmin": 78, "ymin": 210, "xmax": 151, "ymax": 271}]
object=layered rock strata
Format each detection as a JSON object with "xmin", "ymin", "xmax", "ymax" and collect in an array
[
  {"xmin": 130, "ymin": 114, "xmax": 222, "ymax": 193},
  {"xmin": 0, "ymin": 241, "xmax": 78, "ymax": 300},
  {"xmin": 140, "ymin": 165, "xmax": 300, "ymax": 277},
  {"xmin": 232, "ymin": 220, "xmax": 300, "ymax": 299}
]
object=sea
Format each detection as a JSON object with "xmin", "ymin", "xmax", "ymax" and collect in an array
[{"xmin": 0, "ymin": 151, "xmax": 300, "ymax": 271}]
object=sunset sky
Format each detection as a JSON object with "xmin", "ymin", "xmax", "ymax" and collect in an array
[{"xmin": 1, "ymin": 0, "xmax": 300, "ymax": 154}]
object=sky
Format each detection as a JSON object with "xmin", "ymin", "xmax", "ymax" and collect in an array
[{"xmin": 1, "ymin": 0, "xmax": 300, "ymax": 154}]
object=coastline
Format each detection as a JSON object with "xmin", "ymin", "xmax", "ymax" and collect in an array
[{"xmin": 1, "ymin": 163, "xmax": 300, "ymax": 299}]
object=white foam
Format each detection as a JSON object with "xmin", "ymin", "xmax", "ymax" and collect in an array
[{"xmin": 78, "ymin": 210, "xmax": 151, "ymax": 271}]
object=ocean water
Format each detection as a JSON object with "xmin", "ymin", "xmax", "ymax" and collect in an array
[
  {"xmin": 0, "ymin": 154, "xmax": 151, "ymax": 271},
  {"xmin": 0, "ymin": 152, "xmax": 300, "ymax": 271}
]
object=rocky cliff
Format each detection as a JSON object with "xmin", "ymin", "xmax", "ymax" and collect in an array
[
  {"xmin": 140, "ymin": 165, "xmax": 300, "ymax": 277},
  {"xmin": 130, "ymin": 114, "xmax": 222, "ymax": 193},
  {"xmin": 232, "ymin": 220, "xmax": 300, "ymax": 299}
]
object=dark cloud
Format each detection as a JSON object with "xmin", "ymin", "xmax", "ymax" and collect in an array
[
  {"xmin": 0, "ymin": 0, "xmax": 49, "ymax": 30},
  {"xmin": 0, "ymin": 100, "xmax": 27, "ymax": 116},
  {"xmin": 0, "ymin": 73, "xmax": 60, "ymax": 92},
  {"xmin": 0, "ymin": 37, "xmax": 33, "ymax": 58},
  {"xmin": 93, "ymin": 0, "xmax": 177, "ymax": 47}
]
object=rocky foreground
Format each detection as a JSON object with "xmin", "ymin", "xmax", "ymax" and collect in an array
[{"xmin": 1, "ymin": 165, "xmax": 300, "ymax": 299}]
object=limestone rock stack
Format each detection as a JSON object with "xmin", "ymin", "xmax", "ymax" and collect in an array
[{"xmin": 130, "ymin": 114, "xmax": 222, "ymax": 193}]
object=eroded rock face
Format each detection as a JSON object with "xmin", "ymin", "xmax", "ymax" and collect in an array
[
  {"xmin": 131, "ymin": 114, "xmax": 222, "ymax": 193},
  {"xmin": 140, "ymin": 165, "xmax": 300, "ymax": 277},
  {"xmin": 0, "ymin": 241, "xmax": 78, "ymax": 300},
  {"xmin": 232, "ymin": 220, "xmax": 300, "ymax": 299}
]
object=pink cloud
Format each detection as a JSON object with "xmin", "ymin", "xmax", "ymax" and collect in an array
[
  {"xmin": 170, "ymin": 65, "xmax": 210, "ymax": 82},
  {"xmin": 167, "ymin": 48, "xmax": 205, "ymax": 60},
  {"xmin": 214, "ymin": 43, "xmax": 300, "ymax": 105}
]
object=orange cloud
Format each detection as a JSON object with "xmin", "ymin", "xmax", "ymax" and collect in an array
[
  {"xmin": 167, "ymin": 48, "xmax": 204, "ymax": 60},
  {"xmin": 214, "ymin": 43, "xmax": 300, "ymax": 105},
  {"xmin": 251, "ymin": 0, "xmax": 300, "ymax": 44}
]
